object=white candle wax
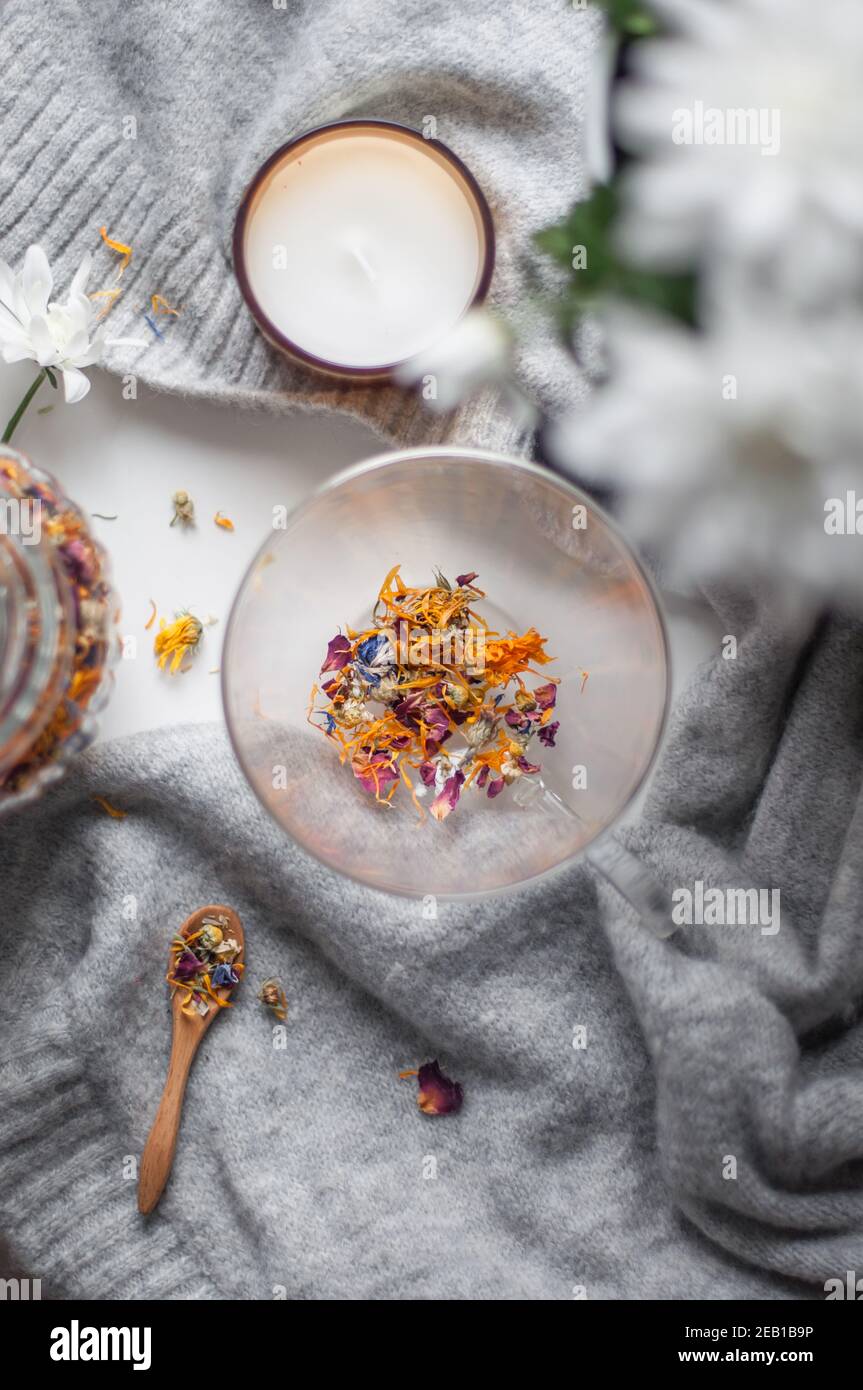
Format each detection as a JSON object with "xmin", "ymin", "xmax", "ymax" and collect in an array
[{"xmin": 238, "ymin": 126, "xmax": 490, "ymax": 373}]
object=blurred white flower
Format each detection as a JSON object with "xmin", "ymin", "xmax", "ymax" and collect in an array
[
  {"xmin": 585, "ymin": 27, "xmax": 618, "ymax": 187},
  {"xmin": 0, "ymin": 245, "xmax": 103, "ymax": 403},
  {"xmin": 548, "ymin": 299, "xmax": 863, "ymax": 607},
  {"xmin": 613, "ymin": 0, "xmax": 863, "ymax": 303},
  {"xmin": 396, "ymin": 308, "xmax": 513, "ymax": 411}
]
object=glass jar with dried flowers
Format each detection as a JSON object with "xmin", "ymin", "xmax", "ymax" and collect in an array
[{"xmin": 0, "ymin": 446, "xmax": 117, "ymax": 816}]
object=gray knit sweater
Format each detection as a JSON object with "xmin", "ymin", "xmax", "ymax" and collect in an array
[
  {"xmin": 1, "ymin": 594, "xmax": 861, "ymax": 1300},
  {"xmin": 0, "ymin": 0, "xmax": 598, "ymax": 451},
  {"xmin": 2, "ymin": 0, "xmax": 862, "ymax": 1303}
]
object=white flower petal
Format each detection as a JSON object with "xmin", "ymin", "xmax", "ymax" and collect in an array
[
  {"xmin": 21, "ymin": 245, "xmax": 53, "ymax": 318},
  {"xmin": 61, "ymin": 328, "xmax": 91, "ymax": 362},
  {"xmin": 68, "ymin": 251, "xmax": 93, "ymax": 302},
  {"xmin": 0, "ymin": 303, "xmax": 31, "ymax": 348},
  {"xmin": 0, "ymin": 258, "xmax": 25, "ymax": 323},
  {"xmin": 395, "ymin": 309, "xmax": 511, "ymax": 411},
  {"xmin": 585, "ymin": 31, "xmax": 618, "ymax": 187},
  {"xmin": 1, "ymin": 341, "xmax": 37, "ymax": 364},
  {"xmin": 69, "ymin": 330, "xmax": 104, "ymax": 369},
  {"xmin": 60, "ymin": 365, "xmax": 91, "ymax": 404},
  {"xmin": 26, "ymin": 313, "xmax": 61, "ymax": 367}
]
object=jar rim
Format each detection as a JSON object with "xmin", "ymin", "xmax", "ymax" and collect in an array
[{"xmin": 0, "ymin": 446, "xmax": 74, "ymax": 782}]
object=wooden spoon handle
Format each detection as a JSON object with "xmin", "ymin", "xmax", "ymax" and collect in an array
[{"xmin": 138, "ymin": 1019, "xmax": 201, "ymax": 1214}]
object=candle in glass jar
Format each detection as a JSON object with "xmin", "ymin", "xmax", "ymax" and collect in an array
[{"xmin": 233, "ymin": 121, "xmax": 494, "ymax": 380}]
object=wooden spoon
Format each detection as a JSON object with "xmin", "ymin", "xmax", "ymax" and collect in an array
[{"xmin": 138, "ymin": 904, "xmax": 244, "ymax": 1215}]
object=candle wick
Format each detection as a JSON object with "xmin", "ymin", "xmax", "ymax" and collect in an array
[{"xmin": 350, "ymin": 246, "xmax": 379, "ymax": 285}]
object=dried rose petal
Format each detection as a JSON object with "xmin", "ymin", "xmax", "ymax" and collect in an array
[
  {"xmin": 60, "ymin": 539, "xmax": 98, "ymax": 586},
  {"xmin": 505, "ymin": 708, "xmax": 530, "ymax": 732},
  {"xmin": 393, "ymin": 691, "xmax": 425, "ymax": 726},
  {"xmin": 487, "ymin": 777, "xmax": 505, "ymax": 798},
  {"xmin": 422, "ymin": 705, "xmax": 451, "ymax": 753},
  {"xmin": 419, "ymin": 760, "xmax": 438, "ymax": 787},
  {"xmin": 476, "ymin": 765, "xmax": 490, "ymax": 788},
  {"xmin": 352, "ymin": 752, "xmax": 400, "ymax": 795},
  {"xmin": 399, "ymin": 690, "xmax": 426, "ymax": 711},
  {"xmin": 394, "ymin": 696, "xmax": 450, "ymax": 753},
  {"xmin": 417, "ymin": 1060, "xmax": 463, "ymax": 1116},
  {"xmin": 517, "ymin": 756, "xmax": 541, "ymax": 775},
  {"xmin": 174, "ymin": 949, "xmax": 202, "ymax": 982},
  {"xmin": 538, "ymin": 720, "xmax": 559, "ymax": 748},
  {"xmin": 430, "ymin": 770, "xmax": 465, "ymax": 821},
  {"xmin": 320, "ymin": 634, "xmax": 352, "ymax": 673},
  {"xmin": 455, "ymin": 572, "xmax": 478, "ymax": 587},
  {"xmin": 533, "ymin": 682, "xmax": 557, "ymax": 711}
]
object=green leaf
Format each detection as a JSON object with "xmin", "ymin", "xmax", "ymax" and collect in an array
[
  {"xmin": 535, "ymin": 183, "xmax": 697, "ymax": 330},
  {"xmin": 593, "ymin": 0, "xmax": 659, "ymax": 38}
]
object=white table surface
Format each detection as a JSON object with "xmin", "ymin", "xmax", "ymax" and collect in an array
[{"xmin": 0, "ymin": 361, "xmax": 722, "ymax": 756}]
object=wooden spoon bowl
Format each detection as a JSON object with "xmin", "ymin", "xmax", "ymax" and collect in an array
[{"xmin": 138, "ymin": 904, "xmax": 244, "ymax": 1215}]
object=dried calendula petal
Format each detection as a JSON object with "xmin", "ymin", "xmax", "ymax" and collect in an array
[
  {"xmin": 99, "ymin": 225, "xmax": 132, "ymax": 276},
  {"xmin": 214, "ymin": 511, "xmax": 235, "ymax": 531},
  {"xmin": 89, "ymin": 287, "xmax": 122, "ymax": 319},
  {"xmin": 259, "ymin": 977, "xmax": 288, "ymax": 1021},
  {"xmin": 92, "ymin": 795, "xmax": 126, "ymax": 819},
  {"xmin": 154, "ymin": 612, "xmax": 203, "ymax": 674},
  {"xmin": 400, "ymin": 1060, "xmax": 463, "ymax": 1117},
  {"xmin": 151, "ymin": 294, "xmax": 180, "ymax": 316}
]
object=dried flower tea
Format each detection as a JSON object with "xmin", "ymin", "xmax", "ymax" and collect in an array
[
  {"xmin": 154, "ymin": 611, "xmax": 203, "ymax": 674},
  {"xmin": 151, "ymin": 294, "xmax": 180, "ymax": 317},
  {"xmin": 166, "ymin": 912, "xmax": 244, "ymax": 1018},
  {"xmin": 308, "ymin": 567, "xmax": 565, "ymax": 821},
  {"xmin": 170, "ymin": 489, "xmax": 195, "ymax": 527},
  {"xmin": 258, "ymin": 977, "xmax": 288, "ymax": 1021},
  {"xmin": 400, "ymin": 1060, "xmax": 464, "ymax": 1116},
  {"xmin": 99, "ymin": 224, "xmax": 133, "ymax": 277}
]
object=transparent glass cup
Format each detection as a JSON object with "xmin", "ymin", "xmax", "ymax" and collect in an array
[{"xmin": 223, "ymin": 448, "xmax": 669, "ymax": 901}]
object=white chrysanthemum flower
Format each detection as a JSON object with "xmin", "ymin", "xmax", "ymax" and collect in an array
[
  {"xmin": 395, "ymin": 307, "xmax": 512, "ymax": 411},
  {"xmin": 613, "ymin": 0, "xmax": 863, "ymax": 302},
  {"xmin": 0, "ymin": 245, "xmax": 103, "ymax": 403},
  {"xmin": 548, "ymin": 299, "xmax": 863, "ymax": 608}
]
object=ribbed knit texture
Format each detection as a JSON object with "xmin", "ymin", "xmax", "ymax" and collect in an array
[
  {"xmin": 2, "ymin": 1032, "xmax": 217, "ymax": 1299},
  {"xmin": 0, "ymin": 0, "xmax": 599, "ymax": 450},
  {"xmin": 1, "ymin": 592, "xmax": 861, "ymax": 1299}
]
